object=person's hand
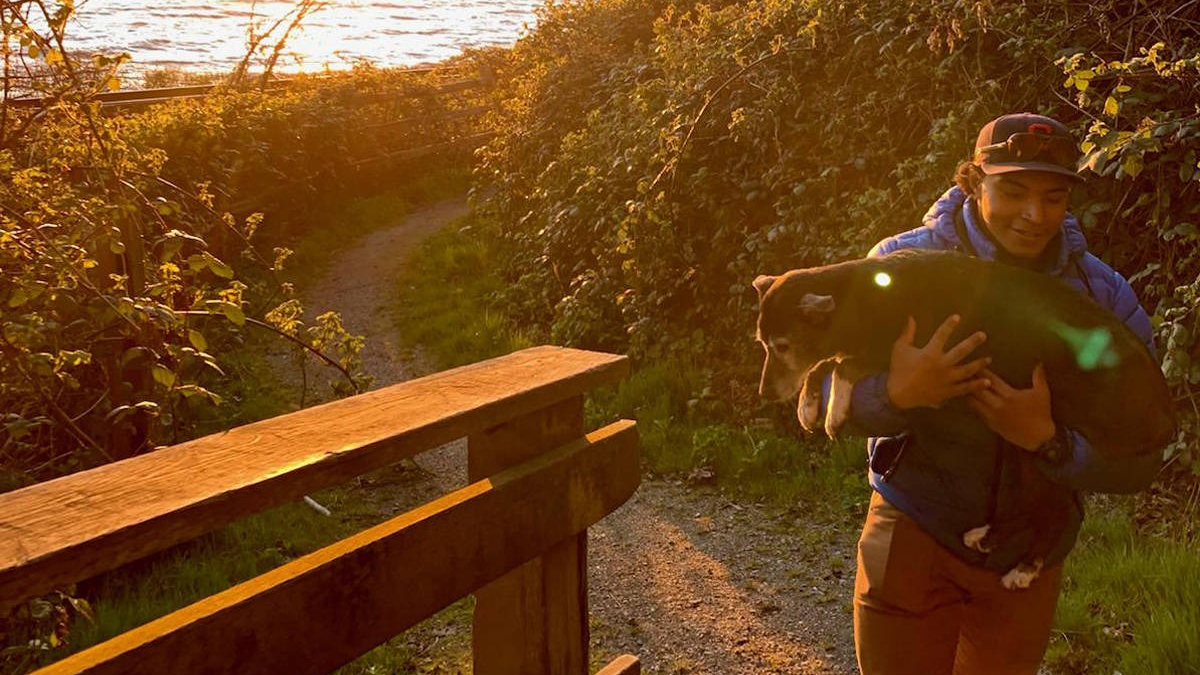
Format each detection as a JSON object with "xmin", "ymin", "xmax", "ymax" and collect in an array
[
  {"xmin": 967, "ymin": 364, "xmax": 1057, "ymax": 451},
  {"xmin": 886, "ymin": 315, "xmax": 991, "ymax": 410}
]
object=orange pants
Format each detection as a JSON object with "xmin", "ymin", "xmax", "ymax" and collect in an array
[{"xmin": 854, "ymin": 492, "xmax": 1063, "ymax": 675}]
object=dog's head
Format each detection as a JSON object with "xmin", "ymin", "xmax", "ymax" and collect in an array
[{"xmin": 753, "ymin": 272, "xmax": 837, "ymax": 402}]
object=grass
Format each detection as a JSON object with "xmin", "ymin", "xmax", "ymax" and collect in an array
[
  {"xmin": 1046, "ymin": 495, "xmax": 1200, "ymax": 675},
  {"xmin": 67, "ymin": 500, "xmax": 346, "ymax": 650},
  {"xmin": 389, "ymin": 216, "xmax": 540, "ymax": 372}
]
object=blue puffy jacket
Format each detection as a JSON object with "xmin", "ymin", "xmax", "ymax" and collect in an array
[{"xmin": 846, "ymin": 186, "xmax": 1162, "ymax": 571}]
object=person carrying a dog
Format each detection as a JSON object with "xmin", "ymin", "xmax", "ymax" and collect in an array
[{"xmin": 844, "ymin": 113, "xmax": 1164, "ymax": 675}]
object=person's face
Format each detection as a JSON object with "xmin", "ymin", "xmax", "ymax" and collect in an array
[{"xmin": 976, "ymin": 171, "xmax": 1074, "ymax": 260}]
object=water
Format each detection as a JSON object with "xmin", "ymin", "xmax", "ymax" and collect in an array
[{"xmin": 65, "ymin": 0, "xmax": 543, "ymax": 79}]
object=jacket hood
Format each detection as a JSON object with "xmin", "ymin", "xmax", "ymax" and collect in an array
[{"xmin": 922, "ymin": 186, "xmax": 1088, "ymax": 275}]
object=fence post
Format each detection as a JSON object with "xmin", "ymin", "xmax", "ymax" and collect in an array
[{"xmin": 468, "ymin": 396, "xmax": 588, "ymax": 675}]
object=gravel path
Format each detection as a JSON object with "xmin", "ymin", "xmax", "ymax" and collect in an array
[{"xmin": 277, "ymin": 195, "xmax": 860, "ymax": 674}]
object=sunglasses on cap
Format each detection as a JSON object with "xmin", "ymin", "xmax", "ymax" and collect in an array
[{"xmin": 976, "ymin": 131, "xmax": 1079, "ymax": 168}]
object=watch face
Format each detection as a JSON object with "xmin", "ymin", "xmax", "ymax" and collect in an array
[{"xmin": 1041, "ymin": 430, "xmax": 1068, "ymax": 463}]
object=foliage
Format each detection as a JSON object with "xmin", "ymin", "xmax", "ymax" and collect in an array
[
  {"xmin": 0, "ymin": 1, "xmax": 495, "ymax": 485},
  {"xmin": 478, "ymin": 0, "xmax": 1200, "ymax": 470},
  {"xmin": 1058, "ymin": 41, "xmax": 1200, "ymax": 470},
  {"xmin": 2, "ymin": 0, "xmax": 492, "ymax": 664},
  {"xmin": 0, "ymin": 591, "xmax": 92, "ymax": 672}
]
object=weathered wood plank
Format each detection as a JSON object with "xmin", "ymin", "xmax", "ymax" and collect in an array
[
  {"xmin": 594, "ymin": 655, "xmax": 641, "ymax": 675},
  {"xmin": 30, "ymin": 421, "xmax": 640, "ymax": 675},
  {"xmin": 470, "ymin": 398, "xmax": 588, "ymax": 675},
  {"xmin": 0, "ymin": 346, "xmax": 628, "ymax": 615}
]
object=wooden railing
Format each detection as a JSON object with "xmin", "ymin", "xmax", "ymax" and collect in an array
[
  {"xmin": 4, "ymin": 65, "xmax": 492, "ymax": 110},
  {"xmin": 6, "ymin": 65, "xmax": 497, "ymax": 209},
  {"xmin": 0, "ymin": 346, "xmax": 641, "ymax": 675}
]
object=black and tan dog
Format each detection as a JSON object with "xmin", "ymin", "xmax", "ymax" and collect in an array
[{"xmin": 753, "ymin": 249, "xmax": 1175, "ymax": 587}]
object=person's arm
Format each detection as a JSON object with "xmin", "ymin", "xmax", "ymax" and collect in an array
[
  {"xmin": 844, "ymin": 372, "xmax": 909, "ymax": 437},
  {"xmin": 1033, "ymin": 428, "xmax": 1161, "ymax": 494}
]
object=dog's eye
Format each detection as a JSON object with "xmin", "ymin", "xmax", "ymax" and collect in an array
[{"xmin": 774, "ymin": 342, "xmax": 790, "ymax": 354}]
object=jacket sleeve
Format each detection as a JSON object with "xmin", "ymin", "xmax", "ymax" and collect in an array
[{"xmin": 1036, "ymin": 269, "xmax": 1164, "ymax": 493}]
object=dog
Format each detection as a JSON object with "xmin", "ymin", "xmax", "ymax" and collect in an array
[{"xmin": 753, "ymin": 248, "xmax": 1175, "ymax": 587}]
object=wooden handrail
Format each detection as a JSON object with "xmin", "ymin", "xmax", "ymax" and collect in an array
[
  {"xmin": 595, "ymin": 655, "xmax": 641, "ymax": 675},
  {"xmin": 3, "ymin": 65, "xmax": 481, "ymax": 109},
  {"xmin": 0, "ymin": 346, "xmax": 628, "ymax": 616},
  {"xmin": 31, "ymin": 422, "xmax": 639, "ymax": 675}
]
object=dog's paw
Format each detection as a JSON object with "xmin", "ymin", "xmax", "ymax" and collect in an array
[
  {"xmin": 797, "ymin": 390, "xmax": 822, "ymax": 433},
  {"xmin": 824, "ymin": 393, "xmax": 850, "ymax": 438},
  {"xmin": 962, "ymin": 525, "xmax": 992, "ymax": 552},
  {"xmin": 1000, "ymin": 560, "xmax": 1043, "ymax": 590},
  {"xmin": 823, "ymin": 366, "xmax": 853, "ymax": 438},
  {"xmin": 823, "ymin": 411, "xmax": 845, "ymax": 439}
]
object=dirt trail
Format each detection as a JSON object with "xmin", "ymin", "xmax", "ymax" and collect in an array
[{"xmin": 280, "ymin": 195, "xmax": 860, "ymax": 674}]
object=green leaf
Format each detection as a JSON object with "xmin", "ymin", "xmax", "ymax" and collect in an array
[
  {"xmin": 188, "ymin": 329, "xmax": 208, "ymax": 352},
  {"xmin": 56, "ymin": 350, "xmax": 90, "ymax": 368},
  {"xmin": 1121, "ymin": 153, "xmax": 1145, "ymax": 178},
  {"xmin": 151, "ymin": 365, "xmax": 176, "ymax": 389},
  {"xmin": 120, "ymin": 346, "xmax": 150, "ymax": 368},
  {"xmin": 1181, "ymin": 151, "xmax": 1196, "ymax": 182},
  {"xmin": 187, "ymin": 254, "xmax": 209, "ymax": 273},
  {"xmin": 8, "ymin": 288, "xmax": 28, "ymax": 308},
  {"xmin": 221, "ymin": 303, "xmax": 246, "ymax": 326},
  {"xmin": 205, "ymin": 254, "xmax": 234, "ymax": 279},
  {"xmin": 161, "ymin": 237, "xmax": 183, "ymax": 261}
]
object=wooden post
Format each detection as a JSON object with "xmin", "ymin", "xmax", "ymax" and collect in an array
[{"xmin": 469, "ymin": 396, "xmax": 588, "ymax": 675}]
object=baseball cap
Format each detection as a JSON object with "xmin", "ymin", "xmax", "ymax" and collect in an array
[{"xmin": 973, "ymin": 113, "xmax": 1083, "ymax": 181}]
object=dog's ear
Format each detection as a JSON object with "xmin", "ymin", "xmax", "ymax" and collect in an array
[
  {"xmin": 798, "ymin": 293, "xmax": 835, "ymax": 325},
  {"xmin": 752, "ymin": 275, "xmax": 776, "ymax": 298}
]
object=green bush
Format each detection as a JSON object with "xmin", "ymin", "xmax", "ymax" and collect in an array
[
  {"xmin": 478, "ymin": 0, "xmax": 1200, "ymax": 468},
  {"xmin": 0, "ymin": 2, "xmax": 486, "ymax": 485}
]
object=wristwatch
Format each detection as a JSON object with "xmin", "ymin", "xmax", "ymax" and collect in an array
[{"xmin": 1036, "ymin": 425, "xmax": 1071, "ymax": 464}]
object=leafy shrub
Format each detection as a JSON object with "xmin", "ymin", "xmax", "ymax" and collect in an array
[
  {"xmin": 478, "ymin": 0, "xmax": 1200, "ymax": 468},
  {"xmin": 1, "ymin": 2, "xmax": 488, "ymax": 484}
]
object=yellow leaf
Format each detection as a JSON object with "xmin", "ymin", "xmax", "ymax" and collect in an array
[
  {"xmin": 27, "ymin": 44, "xmax": 41, "ymax": 59},
  {"xmin": 1104, "ymin": 96, "xmax": 1118, "ymax": 116}
]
